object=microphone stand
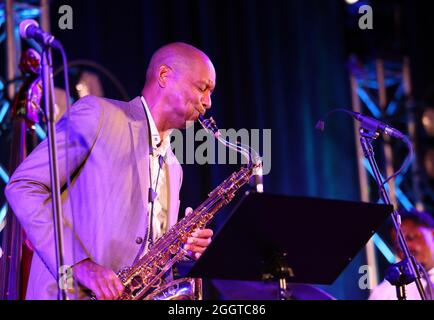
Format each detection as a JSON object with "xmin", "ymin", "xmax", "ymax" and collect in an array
[
  {"xmin": 41, "ymin": 46, "xmax": 67, "ymax": 300},
  {"xmin": 358, "ymin": 127, "xmax": 427, "ymax": 300}
]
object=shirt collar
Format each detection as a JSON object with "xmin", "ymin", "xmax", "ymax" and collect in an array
[{"xmin": 140, "ymin": 96, "xmax": 172, "ymax": 157}]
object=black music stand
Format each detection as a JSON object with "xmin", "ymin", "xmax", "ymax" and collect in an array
[{"xmin": 181, "ymin": 191, "xmax": 393, "ymax": 300}]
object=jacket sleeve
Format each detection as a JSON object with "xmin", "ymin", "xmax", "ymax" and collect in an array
[{"xmin": 4, "ymin": 95, "xmax": 104, "ymax": 279}]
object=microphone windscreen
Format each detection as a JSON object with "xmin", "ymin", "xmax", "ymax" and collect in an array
[{"xmin": 19, "ymin": 19, "xmax": 39, "ymax": 39}]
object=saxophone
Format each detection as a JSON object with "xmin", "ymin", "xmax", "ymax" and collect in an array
[{"xmin": 117, "ymin": 116, "xmax": 262, "ymax": 300}]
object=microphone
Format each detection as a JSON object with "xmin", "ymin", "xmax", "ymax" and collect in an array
[
  {"xmin": 315, "ymin": 109, "xmax": 405, "ymax": 139},
  {"xmin": 351, "ymin": 111, "xmax": 405, "ymax": 139},
  {"xmin": 316, "ymin": 108, "xmax": 414, "ymax": 188},
  {"xmin": 19, "ymin": 19, "xmax": 61, "ymax": 49}
]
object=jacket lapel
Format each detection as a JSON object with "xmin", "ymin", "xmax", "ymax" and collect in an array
[
  {"xmin": 129, "ymin": 122, "xmax": 150, "ymax": 215},
  {"xmin": 166, "ymin": 148, "xmax": 182, "ymax": 229},
  {"xmin": 128, "ymin": 97, "xmax": 150, "ymax": 220}
]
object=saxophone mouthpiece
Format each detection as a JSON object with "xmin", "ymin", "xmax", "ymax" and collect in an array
[{"xmin": 199, "ymin": 115, "xmax": 220, "ymax": 138}]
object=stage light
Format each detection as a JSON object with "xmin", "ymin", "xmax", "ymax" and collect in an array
[
  {"xmin": 363, "ymin": 159, "xmax": 414, "ymax": 211},
  {"xmin": 0, "ymin": 100, "xmax": 9, "ymax": 123},
  {"xmin": 424, "ymin": 149, "xmax": 434, "ymax": 179},
  {"xmin": 34, "ymin": 123, "xmax": 46, "ymax": 140},
  {"xmin": 422, "ymin": 108, "xmax": 434, "ymax": 137},
  {"xmin": 0, "ymin": 204, "xmax": 7, "ymax": 228},
  {"xmin": 372, "ymin": 234, "xmax": 396, "ymax": 264},
  {"xmin": 345, "ymin": 0, "xmax": 359, "ymax": 4},
  {"xmin": 0, "ymin": 165, "xmax": 9, "ymax": 184},
  {"xmin": 358, "ymin": 88, "xmax": 382, "ymax": 118},
  {"xmin": 0, "ymin": 203, "xmax": 7, "ymax": 258}
]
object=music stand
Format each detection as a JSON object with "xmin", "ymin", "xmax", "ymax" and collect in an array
[{"xmin": 181, "ymin": 191, "xmax": 393, "ymax": 299}]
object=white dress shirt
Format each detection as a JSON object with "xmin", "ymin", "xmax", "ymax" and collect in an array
[{"xmin": 368, "ymin": 267, "xmax": 434, "ymax": 300}]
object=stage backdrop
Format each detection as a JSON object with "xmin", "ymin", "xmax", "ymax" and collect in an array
[{"xmin": 1, "ymin": 0, "xmax": 371, "ymax": 299}]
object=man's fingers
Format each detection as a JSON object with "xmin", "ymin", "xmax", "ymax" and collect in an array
[
  {"xmin": 73, "ymin": 260, "xmax": 122, "ymax": 300},
  {"xmin": 106, "ymin": 270, "xmax": 124, "ymax": 297},
  {"xmin": 112, "ymin": 277, "xmax": 124, "ymax": 297},
  {"xmin": 187, "ymin": 237, "xmax": 211, "ymax": 247},
  {"xmin": 93, "ymin": 278, "xmax": 122, "ymax": 300},
  {"xmin": 99, "ymin": 280, "xmax": 115, "ymax": 300},
  {"xmin": 93, "ymin": 282, "xmax": 107, "ymax": 300},
  {"xmin": 94, "ymin": 270, "xmax": 118, "ymax": 300},
  {"xmin": 185, "ymin": 207, "xmax": 193, "ymax": 216},
  {"xmin": 192, "ymin": 228, "xmax": 213, "ymax": 238},
  {"xmin": 105, "ymin": 271, "xmax": 123, "ymax": 299},
  {"xmin": 184, "ymin": 244, "xmax": 207, "ymax": 254},
  {"xmin": 106, "ymin": 279, "xmax": 121, "ymax": 300},
  {"xmin": 185, "ymin": 228, "xmax": 213, "ymax": 252},
  {"xmin": 115, "ymin": 279, "xmax": 125, "ymax": 296},
  {"xmin": 88, "ymin": 279, "xmax": 103, "ymax": 300}
]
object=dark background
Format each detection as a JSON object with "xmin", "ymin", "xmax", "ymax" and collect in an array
[{"xmin": 1, "ymin": 0, "xmax": 434, "ymax": 299}]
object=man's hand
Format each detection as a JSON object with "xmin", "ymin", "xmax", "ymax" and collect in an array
[
  {"xmin": 72, "ymin": 259, "xmax": 124, "ymax": 300},
  {"xmin": 183, "ymin": 207, "xmax": 213, "ymax": 259}
]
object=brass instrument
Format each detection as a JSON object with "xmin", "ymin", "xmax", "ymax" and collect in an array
[{"xmin": 117, "ymin": 116, "xmax": 262, "ymax": 300}]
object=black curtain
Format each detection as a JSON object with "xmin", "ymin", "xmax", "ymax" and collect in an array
[{"xmin": 51, "ymin": 0, "xmax": 359, "ymax": 197}]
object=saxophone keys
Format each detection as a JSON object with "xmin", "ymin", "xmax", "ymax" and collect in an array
[
  {"xmin": 169, "ymin": 244, "xmax": 179, "ymax": 254},
  {"xmin": 144, "ymin": 265, "xmax": 158, "ymax": 278},
  {"xmin": 132, "ymin": 275, "xmax": 142, "ymax": 286},
  {"xmin": 151, "ymin": 277, "xmax": 162, "ymax": 288},
  {"xmin": 157, "ymin": 253, "xmax": 170, "ymax": 266}
]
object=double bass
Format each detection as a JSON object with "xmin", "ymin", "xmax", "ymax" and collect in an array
[{"xmin": 0, "ymin": 48, "xmax": 43, "ymax": 300}]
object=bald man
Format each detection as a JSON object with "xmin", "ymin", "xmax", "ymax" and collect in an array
[{"xmin": 5, "ymin": 42, "xmax": 215, "ymax": 300}]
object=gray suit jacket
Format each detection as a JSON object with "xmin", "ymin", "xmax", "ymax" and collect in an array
[{"xmin": 5, "ymin": 96, "xmax": 182, "ymax": 299}]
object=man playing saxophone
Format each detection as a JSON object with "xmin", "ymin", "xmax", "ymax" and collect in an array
[{"xmin": 5, "ymin": 42, "xmax": 215, "ymax": 300}]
